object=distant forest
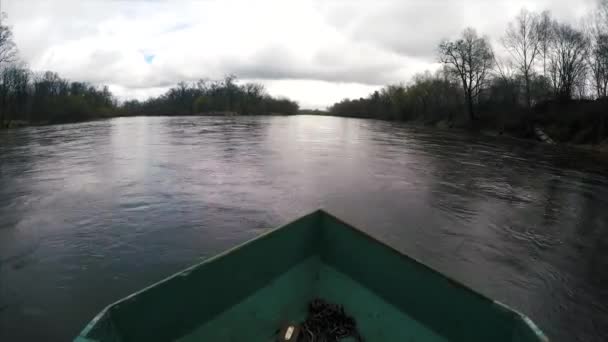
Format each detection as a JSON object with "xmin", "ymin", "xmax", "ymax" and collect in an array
[
  {"xmin": 120, "ymin": 76, "xmax": 299, "ymax": 118},
  {"xmin": 0, "ymin": 21, "xmax": 298, "ymax": 128},
  {"xmin": 329, "ymin": 3, "xmax": 608, "ymax": 145}
]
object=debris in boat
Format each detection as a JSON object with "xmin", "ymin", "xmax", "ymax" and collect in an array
[
  {"xmin": 277, "ymin": 324, "xmax": 300, "ymax": 341},
  {"xmin": 297, "ymin": 298, "xmax": 363, "ymax": 342}
]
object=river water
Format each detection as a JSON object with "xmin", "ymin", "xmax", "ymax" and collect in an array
[{"xmin": 0, "ymin": 115, "xmax": 607, "ymax": 341}]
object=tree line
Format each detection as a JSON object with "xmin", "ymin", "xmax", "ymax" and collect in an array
[
  {"xmin": 0, "ymin": 22, "xmax": 298, "ymax": 128},
  {"xmin": 0, "ymin": 23, "xmax": 116, "ymax": 126},
  {"xmin": 120, "ymin": 76, "xmax": 298, "ymax": 117},
  {"xmin": 329, "ymin": 2, "xmax": 608, "ymax": 144}
]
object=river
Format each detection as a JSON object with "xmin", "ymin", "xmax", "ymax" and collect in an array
[{"xmin": 0, "ymin": 115, "xmax": 607, "ymax": 341}]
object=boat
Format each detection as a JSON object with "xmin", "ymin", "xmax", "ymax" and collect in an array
[{"xmin": 75, "ymin": 210, "xmax": 548, "ymax": 341}]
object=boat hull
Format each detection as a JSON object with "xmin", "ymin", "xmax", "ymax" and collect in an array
[{"xmin": 76, "ymin": 210, "xmax": 547, "ymax": 342}]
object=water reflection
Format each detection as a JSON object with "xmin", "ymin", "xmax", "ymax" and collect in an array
[{"xmin": 0, "ymin": 115, "xmax": 607, "ymax": 341}]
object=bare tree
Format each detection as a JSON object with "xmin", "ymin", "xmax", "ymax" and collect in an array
[
  {"xmin": 493, "ymin": 50, "xmax": 520, "ymax": 86},
  {"xmin": 0, "ymin": 24, "xmax": 16, "ymax": 67},
  {"xmin": 547, "ymin": 22, "xmax": 589, "ymax": 100},
  {"xmin": 503, "ymin": 9, "xmax": 542, "ymax": 109},
  {"xmin": 537, "ymin": 11, "xmax": 554, "ymax": 77},
  {"xmin": 0, "ymin": 21, "xmax": 17, "ymax": 126},
  {"xmin": 439, "ymin": 28, "xmax": 494, "ymax": 121},
  {"xmin": 601, "ymin": 0, "xmax": 608, "ymax": 26},
  {"xmin": 585, "ymin": 11, "xmax": 608, "ymax": 98}
]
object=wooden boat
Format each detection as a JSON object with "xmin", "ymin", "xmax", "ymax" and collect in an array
[{"xmin": 75, "ymin": 210, "xmax": 547, "ymax": 341}]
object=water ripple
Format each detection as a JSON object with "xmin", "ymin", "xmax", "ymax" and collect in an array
[{"xmin": 0, "ymin": 115, "xmax": 607, "ymax": 341}]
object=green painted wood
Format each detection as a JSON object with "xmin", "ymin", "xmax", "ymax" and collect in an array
[{"xmin": 75, "ymin": 210, "xmax": 548, "ymax": 342}]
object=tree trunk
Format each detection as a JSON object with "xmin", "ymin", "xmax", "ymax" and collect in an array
[
  {"xmin": 599, "ymin": 114, "xmax": 606, "ymax": 143},
  {"xmin": 467, "ymin": 92, "xmax": 475, "ymax": 121},
  {"xmin": 0, "ymin": 91, "xmax": 4, "ymax": 129},
  {"xmin": 525, "ymin": 72, "xmax": 532, "ymax": 110}
]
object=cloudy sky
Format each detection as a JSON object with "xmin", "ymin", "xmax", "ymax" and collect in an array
[{"xmin": 3, "ymin": 0, "xmax": 596, "ymax": 109}]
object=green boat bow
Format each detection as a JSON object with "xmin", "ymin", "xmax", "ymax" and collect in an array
[{"xmin": 76, "ymin": 210, "xmax": 548, "ymax": 342}]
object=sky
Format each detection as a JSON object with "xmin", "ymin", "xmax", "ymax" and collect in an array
[{"xmin": 3, "ymin": 0, "xmax": 597, "ymax": 109}]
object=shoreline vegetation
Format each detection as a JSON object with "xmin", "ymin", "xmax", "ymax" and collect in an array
[
  {"xmin": 0, "ymin": 69, "xmax": 300, "ymax": 128},
  {"xmin": 0, "ymin": 17, "xmax": 298, "ymax": 129},
  {"xmin": 2, "ymin": 4, "xmax": 608, "ymax": 154},
  {"xmin": 326, "ymin": 5, "xmax": 608, "ymax": 151}
]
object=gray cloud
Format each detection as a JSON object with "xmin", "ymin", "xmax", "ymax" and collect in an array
[
  {"xmin": 221, "ymin": 44, "xmax": 405, "ymax": 85},
  {"xmin": 2, "ymin": 0, "xmax": 601, "ymax": 106},
  {"xmin": 323, "ymin": 2, "xmax": 466, "ymax": 59},
  {"xmin": 321, "ymin": 0, "xmax": 597, "ymax": 60}
]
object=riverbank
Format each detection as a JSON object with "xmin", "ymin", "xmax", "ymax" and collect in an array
[
  {"xmin": 3, "ymin": 110, "xmax": 607, "ymax": 155},
  {"xmin": 438, "ymin": 118, "xmax": 608, "ymax": 154},
  {"xmin": 328, "ymin": 94, "xmax": 608, "ymax": 153},
  {"xmin": 0, "ymin": 111, "xmax": 296, "ymax": 130},
  {"xmin": 0, "ymin": 118, "xmax": 98, "ymax": 129},
  {"xmin": 478, "ymin": 126, "xmax": 608, "ymax": 153},
  {"xmin": 481, "ymin": 99, "xmax": 608, "ymax": 152},
  {"xmin": 300, "ymin": 111, "xmax": 608, "ymax": 153},
  {"xmin": 0, "ymin": 120, "xmax": 30, "ymax": 129}
]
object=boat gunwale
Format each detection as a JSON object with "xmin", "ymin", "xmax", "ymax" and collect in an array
[
  {"xmin": 75, "ymin": 209, "xmax": 548, "ymax": 342},
  {"xmin": 319, "ymin": 210, "xmax": 549, "ymax": 342},
  {"xmin": 76, "ymin": 210, "xmax": 321, "ymax": 341}
]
